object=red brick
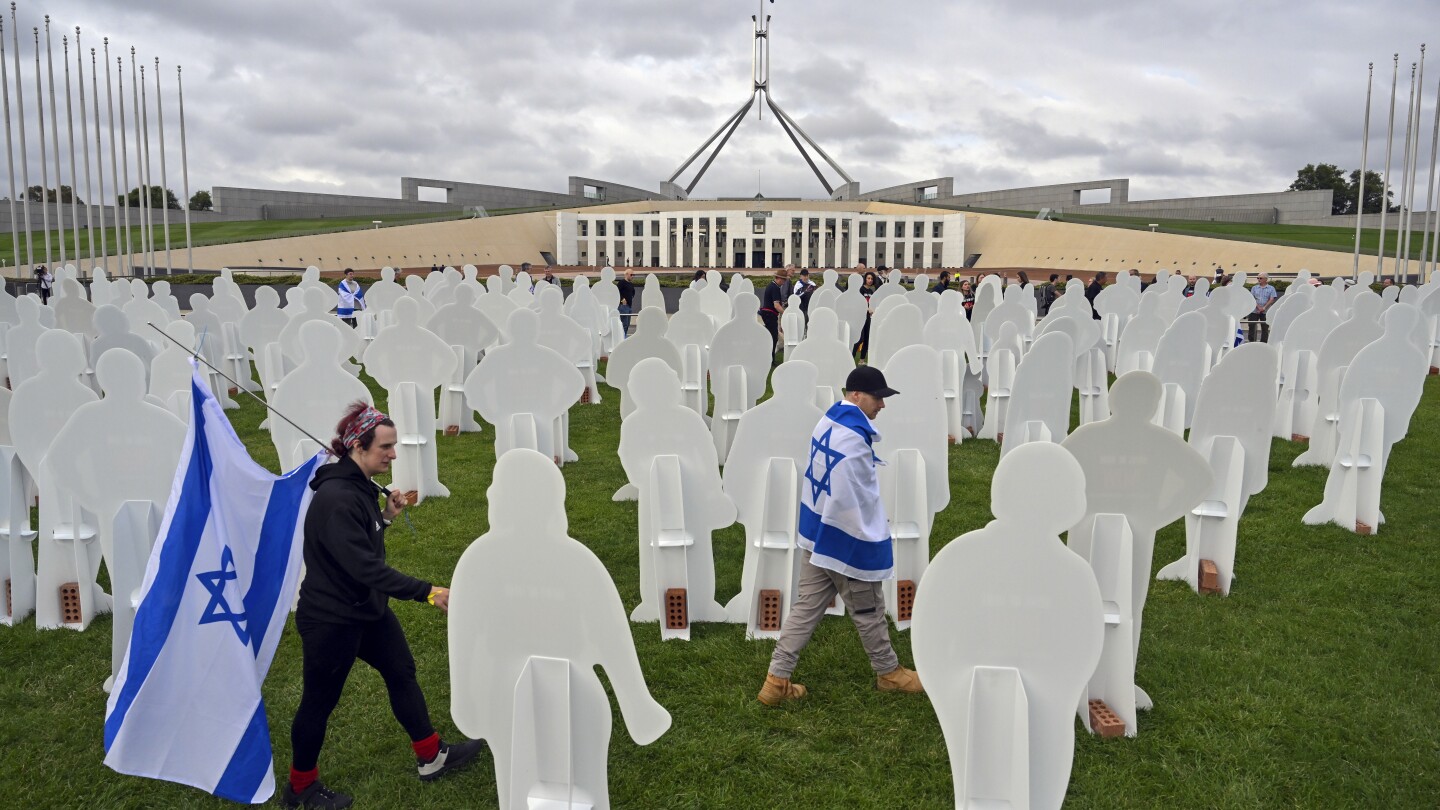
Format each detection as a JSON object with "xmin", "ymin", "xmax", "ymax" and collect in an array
[
  {"xmin": 403, "ymin": 491, "xmax": 419, "ymax": 506},
  {"xmin": 665, "ymin": 588, "xmax": 688, "ymax": 630},
  {"xmin": 1355, "ymin": 521, "xmax": 1373, "ymax": 535},
  {"xmin": 1199, "ymin": 559, "xmax": 1221, "ymax": 594},
  {"xmin": 4, "ymin": 578, "xmax": 9, "ymax": 618},
  {"xmin": 443, "ymin": 425, "xmax": 460, "ymax": 437},
  {"xmin": 1290, "ymin": 434, "xmax": 1309, "ymax": 444},
  {"xmin": 60, "ymin": 582, "xmax": 82, "ymax": 625},
  {"xmin": 758, "ymin": 589, "xmax": 782, "ymax": 632},
  {"xmin": 580, "ymin": 387, "xmax": 591, "ymax": 404},
  {"xmin": 896, "ymin": 579, "xmax": 917, "ymax": 622},
  {"xmin": 1088, "ymin": 699, "xmax": 1126, "ymax": 738}
]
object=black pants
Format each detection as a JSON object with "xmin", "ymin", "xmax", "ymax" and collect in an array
[
  {"xmin": 854, "ymin": 314, "xmax": 872, "ymax": 360},
  {"xmin": 760, "ymin": 310, "xmax": 780, "ymax": 355},
  {"xmin": 290, "ymin": 609, "xmax": 435, "ymax": 771}
]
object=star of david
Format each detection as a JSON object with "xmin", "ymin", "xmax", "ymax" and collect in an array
[
  {"xmin": 196, "ymin": 546, "xmax": 250, "ymax": 645},
  {"xmin": 805, "ymin": 427, "xmax": 847, "ymax": 502}
]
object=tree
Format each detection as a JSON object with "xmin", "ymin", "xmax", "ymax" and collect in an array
[
  {"xmin": 1289, "ymin": 163, "xmax": 1350, "ymax": 214},
  {"xmin": 25, "ymin": 184, "xmax": 83, "ymax": 203},
  {"xmin": 1288, "ymin": 164, "xmax": 1396, "ymax": 215},
  {"xmin": 189, "ymin": 189, "xmax": 213, "ymax": 211},
  {"xmin": 118, "ymin": 185, "xmax": 181, "ymax": 210}
]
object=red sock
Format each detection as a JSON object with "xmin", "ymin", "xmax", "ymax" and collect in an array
[
  {"xmin": 289, "ymin": 766, "xmax": 318, "ymax": 793},
  {"xmin": 413, "ymin": 733, "xmax": 440, "ymax": 763}
]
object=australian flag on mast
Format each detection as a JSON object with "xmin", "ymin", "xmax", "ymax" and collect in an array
[{"xmin": 104, "ymin": 366, "xmax": 323, "ymax": 803}]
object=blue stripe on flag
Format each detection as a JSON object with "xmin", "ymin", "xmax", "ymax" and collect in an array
[
  {"xmin": 798, "ymin": 503, "xmax": 894, "ymax": 574},
  {"xmin": 105, "ymin": 379, "xmax": 214, "ymax": 750},
  {"xmin": 212, "ymin": 700, "xmax": 273, "ymax": 803},
  {"xmin": 244, "ymin": 454, "xmax": 319, "ymax": 658}
]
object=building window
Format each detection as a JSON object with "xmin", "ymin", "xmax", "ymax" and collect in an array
[
  {"xmin": 913, "ymin": 221, "xmax": 924, "ymax": 239},
  {"xmin": 753, "ymin": 217, "xmax": 766, "ymax": 234},
  {"xmin": 651, "ymin": 220, "xmax": 660, "ymax": 237},
  {"xmin": 579, "ymin": 220, "xmax": 589, "ymax": 237},
  {"xmin": 634, "ymin": 220, "xmax": 644, "ymax": 236},
  {"xmin": 597, "ymin": 220, "xmax": 607, "ymax": 237},
  {"xmin": 616, "ymin": 220, "xmax": 625, "ymax": 237},
  {"xmin": 932, "ymin": 221, "xmax": 943, "ymax": 238},
  {"xmin": 876, "ymin": 222, "xmax": 887, "ymax": 238},
  {"xmin": 859, "ymin": 221, "xmax": 869, "ymax": 238}
]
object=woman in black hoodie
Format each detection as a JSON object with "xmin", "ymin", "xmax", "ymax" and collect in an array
[{"xmin": 283, "ymin": 402, "xmax": 484, "ymax": 809}]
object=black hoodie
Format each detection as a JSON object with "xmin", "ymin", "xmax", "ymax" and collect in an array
[{"xmin": 296, "ymin": 456, "xmax": 431, "ymax": 624}]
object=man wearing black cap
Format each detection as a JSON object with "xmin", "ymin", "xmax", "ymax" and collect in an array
[{"xmin": 758, "ymin": 365, "xmax": 925, "ymax": 705}]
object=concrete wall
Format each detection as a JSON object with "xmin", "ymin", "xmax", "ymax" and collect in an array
[
  {"xmin": 566, "ymin": 176, "xmax": 664, "ymax": 203},
  {"xmin": 941, "ymin": 179, "xmax": 1131, "ymax": 210},
  {"xmin": 214, "ymin": 186, "xmax": 458, "ymax": 220},
  {"xmin": 860, "ymin": 177, "xmax": 955, "ymax": 204},
  {"xmin": 400, "ymin": 175, "xmax": 661, "ymax": 211},
  {"xmin": 1053, "ymin": 189, "xmax": 1334, "ymax": 225}
]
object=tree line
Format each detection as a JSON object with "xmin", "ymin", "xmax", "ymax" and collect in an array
[
  {"xmin": 1288, "ymin": 164, "xmax": 1398, "ymax": 215},
  {"xmin": 6, "ymin": 185, "xmax": 213, "ymax": 211}
]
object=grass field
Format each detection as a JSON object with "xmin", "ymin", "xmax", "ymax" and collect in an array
[{"xmin": 2, "ymin": 365, "xmax": 1438, "ymax": 808}]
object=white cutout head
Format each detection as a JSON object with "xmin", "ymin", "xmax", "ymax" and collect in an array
[
  {"xmin": 994, "ymin": 442, "xmax": 1087, "ymax": 533},
  {"xmin": 507, "ymin": 308, "xmax": 541, "ymax": 345},
  {"xmin": 95, "ymin": 348, "xmax": 147, "ymax": 401}
]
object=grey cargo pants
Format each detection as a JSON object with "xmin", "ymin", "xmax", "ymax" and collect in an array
[{"xmin": 768, "ymin": 549, "xmax": 900, "ymax": 679}]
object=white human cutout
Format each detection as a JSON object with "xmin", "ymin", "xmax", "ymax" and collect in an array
[
  {"xmin": 636, "ymin": 273, "xmax": 662, "ymax": 314},
  {"xmin": 1267, "ymin": 283, "xmax": 1313, "ymax": 346},
  {"xmin": 874, "ymin": 343, "xmax": 949, "ymax": 628},
  {"xmin": 364, "ymin": 297, "xmax": 456, "ymax": 500},
  {"xmin": 1036, "ymin": 313, "xmax": 1100, "ymax": 360},
  {"xmin": 871, "ymin": 302, "xmax": 925, "ymax": 372},
  {"xmin": 279, "ymin": 286, "xmax": 365, "ymax": 370},
  {"xmin": 365, "ymin": 268, "xmax": 406, "ymax": 312},
  {"xmin": 791, "ymin": 307, "xmax": 856, "ymax": 401},
  {"xmin": 5, "ymin": 296, "xmax": 49, "ymax": 390},
  {"xmin": 983, "ymin": 285, "xmax": 1035, "ymax": 354},
  {"xmin": 1155, "ymin": 342, "xmax": 1278, "ymax": 597},
  {"xmin": 707, "ymin": 291, "xmax": 772, "ymax": 463},
  {"xmin": 45, "ymin": 349, "xmax": 186, "ymax": 688},
  {"xmin": 976, "ymin": 321, "xmax": 1023, "ymax": 443},
  {"xmin": 618, "ymin": 358, "xmax": 734, "ymax": 637},
  {"xmin": 533, "ymin": 288, "xmax": 594, "ymax": 458},
  {"xmin": 208, "ymin": 276, "xmax": 249, "ymax": 326},
  {"xmin": 122, "ymin": 289, "xmax": 170, "ymax": 337},
  {"xmin": 1303, "ymin": 304, "xmax": 1427, "ymax": 534},
  {"xmin": 721, "ymin": 361, "xmax": 824, "ymax": 631},
  {"xmin": 427, "ymin": 284, "xmax": 501, "ymax": 431},
  {"xmin": 240, "ymin": 286, "xmax": 292, "ymax": 388},
  {"xmin": 91, "ymin": 305, "xmax": 155, "ymax": 388},
  {"xmin": 1001, "ymin": 331, "xmax": 1075, "ymax": 457},
  {"xmin": 15, "ymin": 329, "xmax": 105, "ymax": 629},
  {"xmin": 1115, "ymin": 305, "xmax": 1167, "ymax": 376},
  {"xmin": 464, "ymin": 309, "xmax": 583, "ymax": 463},
  {"xmin": 1294, "ymin": 292, "xmax": 1385, "ymax": 468},
  {"xmin": 148, "ymin": 320, "xmax": 201, "ymax": 422},
  {"xmin": 912, "ymin": 442, "xmax": 1103, "ymax": 810},
  {"xmin": 604, "ymin": 307, "xmax": 682, "ymax": 421},
  {"xmin": 53, "ymin": 278, "xmax": 97, "ymax": 336},
  {"xmin": 697, "ymin": 270, "xmax": 732, "ymax": 325},
  {"xmin": 1061, "ymin": 372, "xmax": 1210, "ymax": 711},
  {"xmin": 666, "ymin": 288, "xmax": 716, "ymax": 350},
  {"xmin": 833, "ymin": 285, "xmax": 869, "ymax": 346},
  {"xmin": 271, "ymin": 321, "xmax": 373, "ymax": 473},
  {"xmin": 402, "ymin": 274, "xmax": 440, "ymax": 322},
  {"xmin": 1150, "ymin": 311, "xmax": 1209, "ymax": 429},
  {"xmin": 149, "ymin": 279, "xmax": 182, "ymax": 322},
  {"xmin": 449, "ymin": 449, "xmax": 671, "ymax": 810}
]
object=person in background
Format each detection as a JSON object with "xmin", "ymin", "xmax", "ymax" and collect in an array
[
  {"xmin": 932, "ymin": 270, "xmax": 952, "ymax": 294},
  {"xmin": 35, "ymin": 265, "xmax": 53, "ymax": 305},
  {"xmin": 1085, "ymin": 272, "xmax": 1106, "ymax": 319},
  {"xmin": 759, "ymin": 266, "xmax": 790, "ymax": 357},
  {"xmin": 1016, "ymin": 270, "xmax": 1030, "ymax": 288},
  {"xmin": 336, "ymin": 268, "xmax": 365, "ymax": 328},
  {"xmin": 1184, "ymin": 275, "xmax": 1198, "ymax": 297},
  {"xmin": 959, "ymin": 278, "xmax": 976, "ymax": 319},
  {"xmin": 1040, "ymin": 273, "xmax": 1059, "ymax": 315},
  {"xmin": 794, "ymin": 268, "xmax": 817, "ymax": 318},
  {"xmin": 854, "ymin": 270, "xmax": 881, "ymax": 360},
  {"xmin": 541, "ymin": 269, "xmax": 559, "ymax": 287},
  {"xmin": 285, "ymin": 403, "xmax": 485, "ymax": 809},
  {"xmin": 616, "ymin": 268, "xmax": 637, "ymax": 336},
  {"xmin": 1249, "ymin": 273, "xmax": 1278, "ymax": 320}
]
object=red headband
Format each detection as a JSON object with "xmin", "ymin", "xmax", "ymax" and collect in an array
[{"xmin": 340, "ymin": 406, "xmax": 388, "ymax": 451}]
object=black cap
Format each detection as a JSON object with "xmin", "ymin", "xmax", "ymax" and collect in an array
[{"xmin": 845, "ymin": 365, "xmax": 899, "ymax": 398}]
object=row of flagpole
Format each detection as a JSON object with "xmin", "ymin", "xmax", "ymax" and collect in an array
[
  {"xmin": 1354, "ymin": 45, "xmax": 1440, "ymax": 285},
  {"xmin": 0, "ymin": 4, "xmax": 192, "ymax": 278}
]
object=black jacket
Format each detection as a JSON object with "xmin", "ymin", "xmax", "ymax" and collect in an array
[{"xmin": 296, "ymin": 456, "xmax": 431, "ymax": 624}]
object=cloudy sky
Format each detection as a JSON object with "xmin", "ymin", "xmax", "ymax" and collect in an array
[{"xmin": 15, "ymin": 1, "xmax": 1440, "ymax": 205}]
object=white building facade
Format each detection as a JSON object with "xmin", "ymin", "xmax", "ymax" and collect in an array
[{"xmin": 555, "ymin": 208, "xmax": 966, "ymax": 270}]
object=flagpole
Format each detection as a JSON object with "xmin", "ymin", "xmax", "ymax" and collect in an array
[
  {"xmin": 44, "ymin": 16, "xmax": 64, "ymax": 267},
  {"xmin": 33, "ymin": 27, "xmax": 49, "ymax": 267},
  {"xmin": 177, "ymin": 64, "xmax": 191, "ymax": 272},
  {"xmin": 138, "ymin": 55, "xmax": 153, "ymax": 276},
  {"xmin": 76, "ymin": 28, "xmax": 95, "ymax": 274},
  {"xmin": 11, "ymin": 5, "xmax": 29, "ymax": 271},
  {"xmin": 1397, "ymin": 47, "xmax": 1423, "ymax": 282},
  {"xmin": 62, "ymin": 33, "xmax": 81, "ymax": 273},
  {"xmin": 1423, "ymin": 71, "xmax": 1440, "ymax": 284},
  {"xmin": 153, "ymin": 57, "xmax": 170, "ymax": 274},
  {"xmin": 90, "ymin": 46, "xmax": 106, "ymax": 275},
  {"xmin": 1376, "ymin": 55, "xmax": 1399, "ymax": 277},
  {"xmin": 132, "ymin": 47, "xmax": 148, "ymax": 276},
  {"xmin": 0, "ymin": 15, "xmax": 19, "ymax": 275},
  {"xmin": 1353, "ymin": 62, "xmax": 1374, "ymax": 281},
  {"xmin": 116, "ymin": 53, "xmax": 132, "ymax": 275}
]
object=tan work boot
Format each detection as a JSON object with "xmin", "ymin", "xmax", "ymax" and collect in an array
[
  {"xmin": 876, "ymin": 666, "xmax": 924, "ymax": 694},
  {"xmin": 758, "ymin": 673, "xmax": 808, "ymax": 706}
]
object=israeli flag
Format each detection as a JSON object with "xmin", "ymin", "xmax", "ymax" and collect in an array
[
  {"xmin": 104, "ymin": 368, "xmax": 323, "ymax": 803},
  {"xmin": 798, "ymin": 401, "xmax": 894, "ymax": 580}
]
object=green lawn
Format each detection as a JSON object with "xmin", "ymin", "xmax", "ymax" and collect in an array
[{"xmin": 1, "ymin": 367, "xmax": 1437, "ymax": 807}]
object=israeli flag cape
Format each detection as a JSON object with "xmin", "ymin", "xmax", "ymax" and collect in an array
[
  {"xmin": 104, "ymin": 368, "xmax": 323, "ymax": 803},
  {"xmin": 798, "ymin": 401, "xmax": 894, "ymax": 581}
]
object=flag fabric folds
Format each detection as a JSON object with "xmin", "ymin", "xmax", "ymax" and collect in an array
[
  {"xmin": 104, "ymin": 367, "xmax": 323, "ymax": 803},
  {"xmin": 798, "ymin": 401, "xmax": 895, "ymax": 581}
]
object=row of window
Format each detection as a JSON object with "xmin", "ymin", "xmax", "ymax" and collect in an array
[{"xmin": 576, "ymin": 217, "xmax": 945, "ymax": 239}]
